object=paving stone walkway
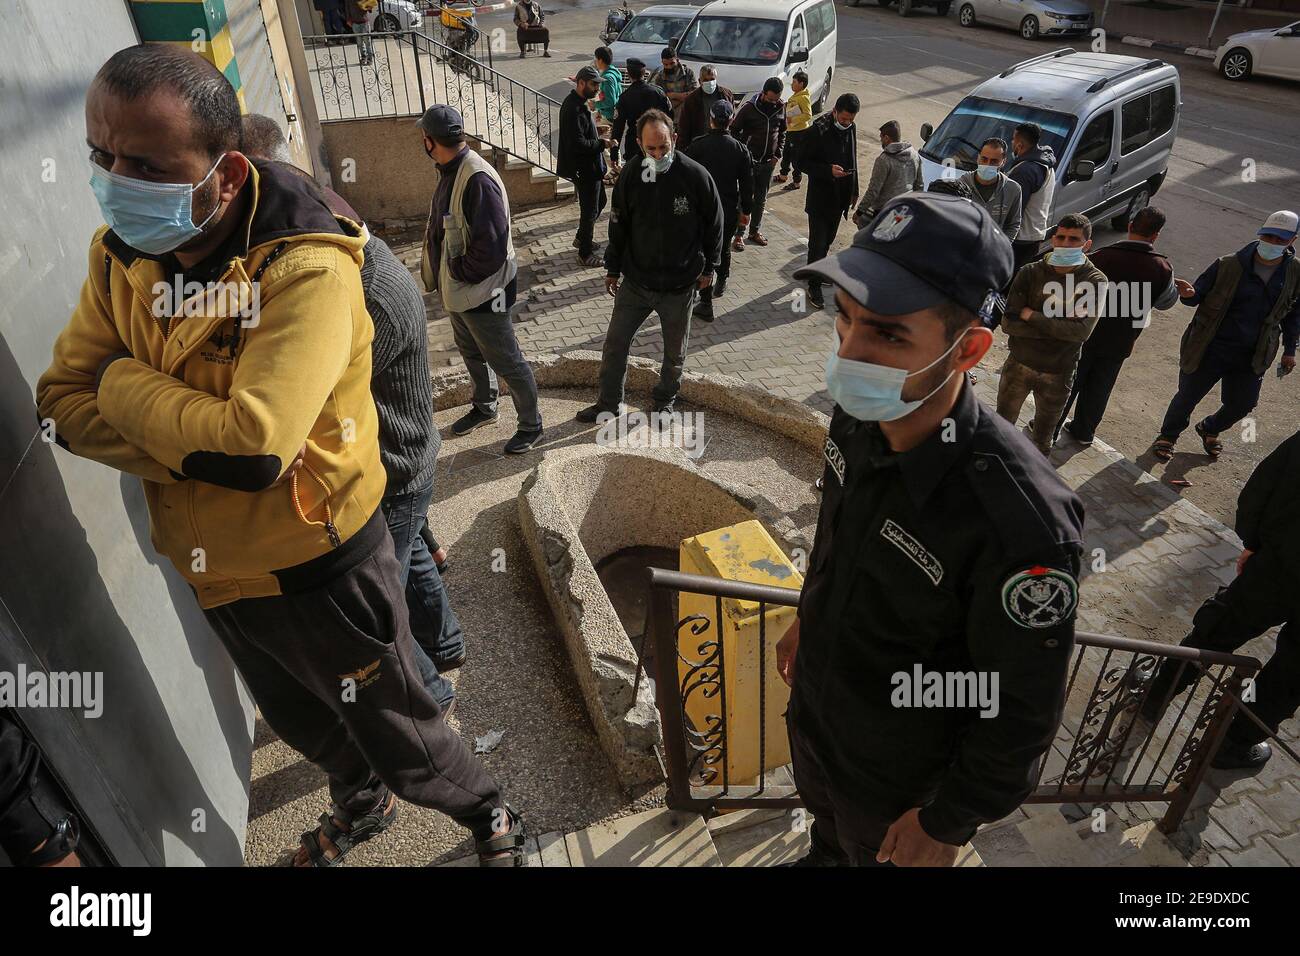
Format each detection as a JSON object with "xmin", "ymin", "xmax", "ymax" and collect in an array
[{"xmin": 374, "ymin": 196, "xmax": 1300, "ymax": 866}]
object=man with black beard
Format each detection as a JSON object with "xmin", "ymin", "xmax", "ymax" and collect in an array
[
  {"xmin": 779, "ymin": 193, "xmax": 1084, "ymax": 866},
  {"xmin": 559, "ymin": 66, "xmax": 615, "ymax": 266}
]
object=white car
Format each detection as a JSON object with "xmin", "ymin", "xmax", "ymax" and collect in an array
[
  {"xmin": 1215, "ymin": 21, "xmax": 1300, "ymax": 82},
  {"xmin": 370, "ymin": 0, "xmax": 423, "ymax": 32}
]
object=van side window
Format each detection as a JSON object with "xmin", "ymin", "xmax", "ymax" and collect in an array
[
  {"xmin": 792, "ymin": 14, "xmax": 808, "ymax": 52},
  {"xmin": 1074, "ymin": 110, "xmax": 1114, "ymax": 170},
  {"xmin": 1121, "ymin": 86, "xmax": 1174, "ymax": 156},
  {"xmin": 806, "ymin": 0, "xmax": 834, "ymax": 48}
]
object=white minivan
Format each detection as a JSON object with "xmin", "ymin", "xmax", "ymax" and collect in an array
[{"xmin": 673, "ymin": 0, "xmax": 839, "ymax": 110}]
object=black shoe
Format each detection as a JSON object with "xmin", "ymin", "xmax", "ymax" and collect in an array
[
  {"xmin": 433, "ymin": 648, "xmax": 467, "ymax": 673},
  {"xmin": 713, "ymin": 278, "xmax": 727, "ymax": 298},
  {"xmin": 693, "ymin": 305, "xmax": 715, "ymax": 323},
  {"xmin": 575, "ymin": 402, "xmax": 620, "ymax": 424},
  {"xmin": 651, "ymin": 400, "xmax": 676, "ymax": 428},
  {"xmin": 504, "ymin": 427, "xmax": 543, "ymax": 454},
  {"xmin": 452, "ymin": 407, "xmax": 500, "ymax": 436},
  {"xmin": 1211, "ymin": 739, "xmax": 1272, "ymax": 771},
  {"xmin": 807, "ymin": 286, "xmax": 825, "ymax": 310}
]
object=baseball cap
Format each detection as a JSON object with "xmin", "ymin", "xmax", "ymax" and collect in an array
[
  {"xmin": 794, "ymin": 193, "xmax": 1014, "ymax": 319},
  {"xmin": 415, "ymin": 104, "xmax": 464, "ymax": 139},
  {"xmin": 710, "ymin": 99, "xmax": 735, "ymax": 123},
  {"xmin": 575, "ymin": 65, "xmax": 601, "ymax": 83},
  {"xmin": 1259, "ymin": 210, "xmax": 1299, "ymax": 240}
]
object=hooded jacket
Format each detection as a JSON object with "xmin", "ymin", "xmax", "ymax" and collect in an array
[
  {"xmin": 1007, "ymin": 145, "xmax": 1058, "ymax": 242},
  {"xmin": 856, "ymin": 141, "xmax": 923, "ymax": 218},
  {"xmin": 37, "ymin": 160, "xmax": 387, "ymax": 609},
  {"xmin": 729, "ymin": 97, "xmax": 786, "ymax": 166}
]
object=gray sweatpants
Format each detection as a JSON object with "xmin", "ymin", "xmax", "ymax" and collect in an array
[
  {"xmin": 202, "ymin": 516, "xmax": 504, "ymax": 838},
  {"xmin": 598, "ymin": 278, "xmax": 696, "ymax": 408},
  {"xmin": 449, "ymin": 308, "xmax": 542, "ymax": 430}
]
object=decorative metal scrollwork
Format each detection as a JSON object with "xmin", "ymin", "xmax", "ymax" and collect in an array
[
  {"xmin": 675, "ymin": 614, "xmax": 725, "ymax": 788},
  {"xmin": 1171, "ymin": 668, "xmax": 1231, "ymax": 784},
  {"xmin": 1061, "ymin": 653, "xmax": 1159, "ymax": 787}
]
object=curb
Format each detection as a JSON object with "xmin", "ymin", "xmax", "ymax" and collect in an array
[{"xmin": 1118, "ymin": 34, "xmax": 1216, "ymax": 59}]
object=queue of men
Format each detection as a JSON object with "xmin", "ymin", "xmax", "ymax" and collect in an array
[{"xmin": 19, "ymin": 33, "xmax": 1300, "ymax": 871}]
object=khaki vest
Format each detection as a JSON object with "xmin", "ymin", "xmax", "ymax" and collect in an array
[
  {"xmin": 421, "ymin": 148, "xmax": 517, "ymax": 312},
  {"xmin": 1180, "ymin": 252, "xmax": 1300, "ymax": 376}
]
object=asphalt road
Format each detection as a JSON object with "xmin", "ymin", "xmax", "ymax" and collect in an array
[{"xmin": 483, "ymin": 1, "xmax": 1300, "ymax": 525}]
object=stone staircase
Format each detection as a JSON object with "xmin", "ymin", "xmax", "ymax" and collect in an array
[
  {"xmin": 432, "ymin": 795, "xmax": 1193, "ymax": 867},
  {"xmin": 305, "ymin": 32, "xmax": 572, "ymax": 206}
]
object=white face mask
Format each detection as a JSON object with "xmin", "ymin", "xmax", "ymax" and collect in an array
[{"xmin": 702, "ymin": 80, "xmax": 717, "ymax": 94}]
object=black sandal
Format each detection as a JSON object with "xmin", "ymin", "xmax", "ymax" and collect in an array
[
  {"xmin": 1151, "ymin": 436, "xmax": 1176, "ymax": 462},
  {"xmin": 477, "ymin": 804, "xmax": 528, "ymax": 867},
  {"xmin": 1194, "ymin": 422, "xmax": 1223, "ymax": 460},
  {"xmin": 290, "ymin": 794, "xmax": 399, "ymax": 867}
]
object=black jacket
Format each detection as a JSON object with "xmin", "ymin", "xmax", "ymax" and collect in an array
[
  {"xmin": 1085, "ymin": 240, "xmax": 1178, "ymax": 359},
  {"xmin": 611, "ymin": 80, "xmax": 671, "ymax": 162},
  {"xmin": 557, "ymin": 90, "xmax": 606, "ymax": 182},
  {"xmin": 800, "ymin": 113, "xmax": 858, "ymax": 218},
  {"xmin": 793, "ymin": 382, "xmax": 1084, "ymax": 846},
  {"xmin": 1237, "ymin": 430, "xmax": 1300, "ymax": 574},
  {"xmin": 729, "ymin": 97, "xmax": 785, "ymax": 166},
  {"xmin": 683, "ymin": 128, "xmax": 754, "ymax": 215},
  {"xmin": 606, "ymin": 151, "xmax": 724, "ymax": 291}
]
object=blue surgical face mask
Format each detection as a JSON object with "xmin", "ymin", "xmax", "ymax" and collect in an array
[
  {"xmin": 644, "ymin": 151, "xmax": 674, "ymax": 175},
  {"xmin": 89, "ymin": 154, "xmax": 226, "ymax": 255},
  {"xmin": 702, "ymin": 80, "xmax": 717, "ymax": 94},
  {"xmin": 825, "ymin": 329, "xmax": 969, "ymax": 423},
  {"xmin": 1048, "ymin": 245, "xmax": 1087, "ymax": 267},
  {"xmin": 834, "ymin": 119, "xmax": 851, "ymax": 131},
  {"xmin": 1257, "ymin": 239, "xmax": 1288, "ymax": 261},
  {"xmin": 975, "ymin": 163, "xmax": 1000, "ymax": 183}
]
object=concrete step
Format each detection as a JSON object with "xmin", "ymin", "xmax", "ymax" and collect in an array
[
  {"xmin": 563, "ymin": 807, "xmax": 722, "ymax": 867},
  {"xmin": 1002, "ymin": 803, "xmax": 1190, "ymax": 867}
]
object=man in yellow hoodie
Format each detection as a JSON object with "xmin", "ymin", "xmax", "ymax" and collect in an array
[{"xmin": 36, "ymin": 45, "xmax": 525, "ymax": 867}]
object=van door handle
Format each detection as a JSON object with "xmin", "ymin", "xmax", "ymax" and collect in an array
[{"xmin": 1110, "ymin": 161, "xmax": 1119, "ymax": 174}]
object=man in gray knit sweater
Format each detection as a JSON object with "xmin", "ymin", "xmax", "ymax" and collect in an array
[{"xmin": 242, "ymin": 117, "xmax": 464, "ymax": 713}]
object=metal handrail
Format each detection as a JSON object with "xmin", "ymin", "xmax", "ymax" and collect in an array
[
  {"xmin": 645, "ymin": 567, "xmax": 1267, "ymax": 833},
  {"xmin": 302, "ymin": 28, "xmax": 561, "ymax": 174}
]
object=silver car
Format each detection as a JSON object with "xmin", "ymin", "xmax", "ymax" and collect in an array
[
  {"xmin": 608, "ymin": 4, "xmax": 699, "ymax": 70},
  {"xmin": 956, "ymin": 0, "xmax": 1094, "ymax": 41}
]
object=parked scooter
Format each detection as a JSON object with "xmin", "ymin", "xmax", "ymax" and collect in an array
[{"xmin": 600, "ymin": 2, "xmax": 632, "ymax": 45}]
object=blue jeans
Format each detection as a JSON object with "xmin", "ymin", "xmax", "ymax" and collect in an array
[{"xmin": 381, "ymin": 481, "xmax": 465, "ymax": 708}]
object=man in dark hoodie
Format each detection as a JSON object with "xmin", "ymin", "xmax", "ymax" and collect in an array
[
  {"xmin": 685, "ymin": 99, "xmax": 753, "ymax": 321},
  {"xmin": 577, "ymin": 109, "xmax": 724, "ymax": 422},
  {"xmin": 1132, "ymin": 427, "xmax": 1300, "ymax": 771},
  {"xmin": 611, "ymin": 58, "xmax": 671, "ymax": 168},
  {"xmin": 799, "ymin": 94, "xmax": 861, "ymax": 312},
  {"xmin": 1006, "ymin": 122, "xmax": 1058, "ymax": 272},
  {"xmin": 728, "ymin": 77, "xmax": 786, "ymax": 250},
  {"xmin": 1054, "ymin": 206, "xmax": 1178, "ymax": 446},
  {"xmin": 852, "ymin": 120, "xmax": 921, "ymax": 228},
  {"xmin": 1152, "ymin": 211, "xmax": 1300, "ymax": 462}
]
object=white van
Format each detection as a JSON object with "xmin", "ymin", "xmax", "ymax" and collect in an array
[{"xmin": 673, "ymin": 0, "xmax": 839, "ymax": 110}]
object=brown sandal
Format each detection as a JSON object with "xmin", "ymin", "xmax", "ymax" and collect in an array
[
  {"xmin": 1151, "ymin": 437, "xmax": 1175, "ymax": 462},
  {"xmin": 1194, "ymin": 422, "xmax": 1222, "ymax": 460}
]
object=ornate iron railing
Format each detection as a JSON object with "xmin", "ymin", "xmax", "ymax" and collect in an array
[
  {"xmin": 301, "ymin": 28, "xmax": 559, "ymax": 174},
  {"xmin": 645, "ymin": 567, "xmax": 1264, "ymax": 833}
]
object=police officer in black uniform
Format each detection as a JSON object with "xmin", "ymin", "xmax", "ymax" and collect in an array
[{"xmin": 781, "ymin": 193, "xmax": 1086, "ymax": 866}]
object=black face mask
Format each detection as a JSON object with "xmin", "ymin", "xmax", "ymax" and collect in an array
[{"xmin": 424, "ymin": 141, "xmax": 435, "ymax": 161}]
